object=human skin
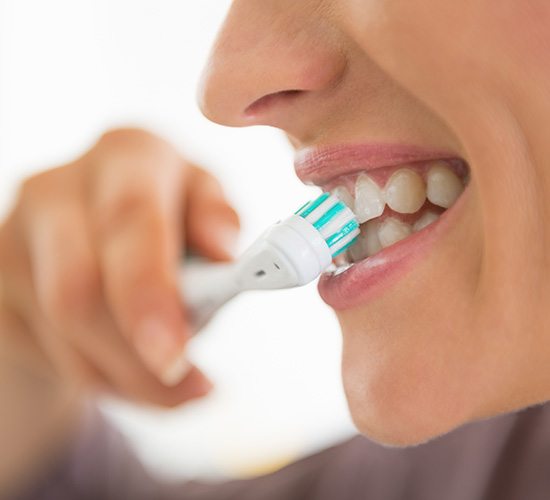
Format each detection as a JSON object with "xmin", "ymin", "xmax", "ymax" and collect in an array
[
  {"xmin": 0, "ymin": 129, "xmax": 239, "ymax": 493},
  {"xmin": 199, "ymin": 0, "xmax": 550, "ymax": 445}
]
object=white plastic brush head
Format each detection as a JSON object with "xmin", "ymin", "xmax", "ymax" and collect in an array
[
  {"xmin": 181, "ymin": 192, "xmax": 360, "ymax": 331},
  {"xmin": 236, "ymin": 192, "xmax": 360, "ymax": 290}
]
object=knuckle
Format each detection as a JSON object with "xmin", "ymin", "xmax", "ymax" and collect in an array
[
  {"xmin": 18, "ymin": 174, "xmax": 47, "ymax": 205},
  {"xmin": 99, "ymin": 127, "xmax": 157, "ymax": 145},
  {"xmin": 19, "ymin": 168, "xmax": 64, "ymax": 196},
  {"xmin": 97, "ymin": 128, "xmax": 177, "ymax": 163},
  {"xmin": 17, "ymin": 168, "xmax": 72, "ymax": 214}
]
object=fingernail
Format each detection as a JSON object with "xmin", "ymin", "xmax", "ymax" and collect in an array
[
  {"xmin": 215, "ymin": 225, "xmax": 239, "ymax": 257},
  {"xmin": 192, "ymin": 376, "xmax": 214, "ymax": 398},
  {"xmin": 161, "ymin": 351, "xmax": 192, "ymax": 387},
  {"xmin": 199, "ymin": 377, "xmax": 214, "ymax": 394},
  {"xmin": 134, "ymin": 318, "xmax": 180, "ymax": 379}
]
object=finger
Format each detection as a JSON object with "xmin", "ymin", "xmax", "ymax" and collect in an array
[
  {"xmin": 184, "ymin": 164, "xmax": 241, "ymax": 262},
  {"xmin": 34, "ymin": 297, "xmax": 211, "ymax": 406},
  {"xmin": 91, "ymin": 135, "xmax": 190, "ymax": 384},
  {"xmin": 60, "ymin": 307, "xmax": 212, "ymax": 407},
  {"xmin": 0, "ymin": 193, "xmax": 105, "ymax": 389},
  {"xmin": 18, "ymin": 177, "xmax": 116, "ymax": 386},
  {"xmin": 19, "ymin": 183, "xmax": 206, "ymax": 403}
]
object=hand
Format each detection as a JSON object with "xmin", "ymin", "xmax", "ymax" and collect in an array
[{"xmin": 0, "ymin": 128, "xmax": 240, "ymax": 407}]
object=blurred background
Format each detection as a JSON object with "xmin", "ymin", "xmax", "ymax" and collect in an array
[{"xmin": 0, "ymin": 0, "xmax": 355, "ymax": 480}]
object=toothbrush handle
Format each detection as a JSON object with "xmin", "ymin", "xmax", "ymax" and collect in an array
[{"xmin": 179, "ymin": 259, "xmax": 240, "ymax": 332}]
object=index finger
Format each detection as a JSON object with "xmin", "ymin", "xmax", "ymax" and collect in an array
[{"xmin": 90, "ymin": 130, "xmax": 191, "ymax": 385}]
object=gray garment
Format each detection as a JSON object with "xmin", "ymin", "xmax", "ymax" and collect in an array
[{"xmin": 14, "ymin": 403, "xmax": 550, "ymax": 500}]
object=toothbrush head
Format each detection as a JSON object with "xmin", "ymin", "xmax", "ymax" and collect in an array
[
  {"xmin": 237, "ymin": 192, "xmax": 360, "ymax": 290},
  {"xmin": 295, "ymin": 192, "xmax": 359, "ymax": 258}
]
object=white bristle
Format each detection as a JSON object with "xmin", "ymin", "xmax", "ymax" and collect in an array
[
  {"xmin": 330, "ymin": 230, "xmax": 359, "ymax": 255},
  {"xmin": 303, "ymin": 194, "xmax": 339, "ymax": 225},
  {"xmin": 329, "ymin": 227, "xmax": 360, "ymax": 255},
  {"xmin": 295, "ymin": 192, "xmax": 360, "ymax": 258},
  {"xmin": 318, "ymin": 205, "xmax": 355, "ymax": 239}
]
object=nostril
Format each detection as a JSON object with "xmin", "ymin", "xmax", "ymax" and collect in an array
[{"xmin": 244, "ymin": 90, "xmax": 303, "ymax": 117}]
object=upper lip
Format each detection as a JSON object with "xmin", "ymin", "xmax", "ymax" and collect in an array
[{"xmin": 294, "ymin": 143, "xmax": 457, "ymax": 186}]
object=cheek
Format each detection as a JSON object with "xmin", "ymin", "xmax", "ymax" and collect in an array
[
  {"xmin": 344, "ymin": 0, "xmax": 550, "ymax": 109},
  {"xmin": 333, "ymin": 0, "xmax": 550, "ymax": 446}
]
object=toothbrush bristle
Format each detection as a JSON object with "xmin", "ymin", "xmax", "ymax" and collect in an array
[{"xmin": 296, "ymin": 193, "xmax": 360, "ymax": 257}]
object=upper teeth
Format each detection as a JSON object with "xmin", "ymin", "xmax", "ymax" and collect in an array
[
  {"xmin": 354, "ymin": 174, "xmax": 385, "ymax": 223},
  {"xmin": 333, "ymin": 162, "xmax": 464, "ymax": 223},
  {"xmin": 332, "ymin": 185, "xmax": 355, "ymax": 212},
  {"xmin": 384, "ymin": 168, "xmax": 426, "ymax": 214},
  {"xmin": 426, "ymin": 162, "xmax": 464, "ymax": 208}
]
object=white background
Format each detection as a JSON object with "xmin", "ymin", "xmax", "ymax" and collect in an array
[{"xmin": 0, "ymin": 0, "xmax": 355, "ymax": 479}]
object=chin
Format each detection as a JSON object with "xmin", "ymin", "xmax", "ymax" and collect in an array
[
  {"xmin": 344, "ymin": 379, "xmax": 472, "ymax": 447},
  {"xmin": 340, "ymin": 325, "xmax": 474, "ymax": 447}
]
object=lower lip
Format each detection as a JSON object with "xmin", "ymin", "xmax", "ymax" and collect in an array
[{"xmin": 318, "ymin": 188, "xmax": 471, "ymax": 310}]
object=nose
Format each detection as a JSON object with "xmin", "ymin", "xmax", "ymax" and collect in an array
[{"xmin": 198, "ymin": 1, "xmax": 347, "ymax": 138}]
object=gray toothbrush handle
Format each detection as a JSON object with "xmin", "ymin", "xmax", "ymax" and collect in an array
[{"xmin": 179, "ymin": 260, "xmax": 241, "ymax": 332}]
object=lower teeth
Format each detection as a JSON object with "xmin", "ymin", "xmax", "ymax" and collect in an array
[{"xmin": 330, "ymin": 207, "xmax": 443, "ymax": 272}]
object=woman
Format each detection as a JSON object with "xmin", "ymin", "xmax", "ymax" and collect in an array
[{"xmin": 2, "ymin": 0, "xmax": 550, "ymax": 498}]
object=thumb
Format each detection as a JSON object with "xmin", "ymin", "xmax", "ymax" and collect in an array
[{"xmin": 184, "ymin": 164, "xmax": 240, "ymax": 261}]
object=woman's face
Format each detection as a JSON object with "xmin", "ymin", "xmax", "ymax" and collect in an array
[{"xmin": 200, "ymin": 0, "xmax": 550, "ymax": 445}]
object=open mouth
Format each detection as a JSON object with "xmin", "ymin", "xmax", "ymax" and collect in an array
[
  {"xmin": 295, "ymin": 144, "xmax": 470, "ymax": 308},
  {"xmin": 324, "ymin": 158, "xmax": 469, "ymax": 274}
]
